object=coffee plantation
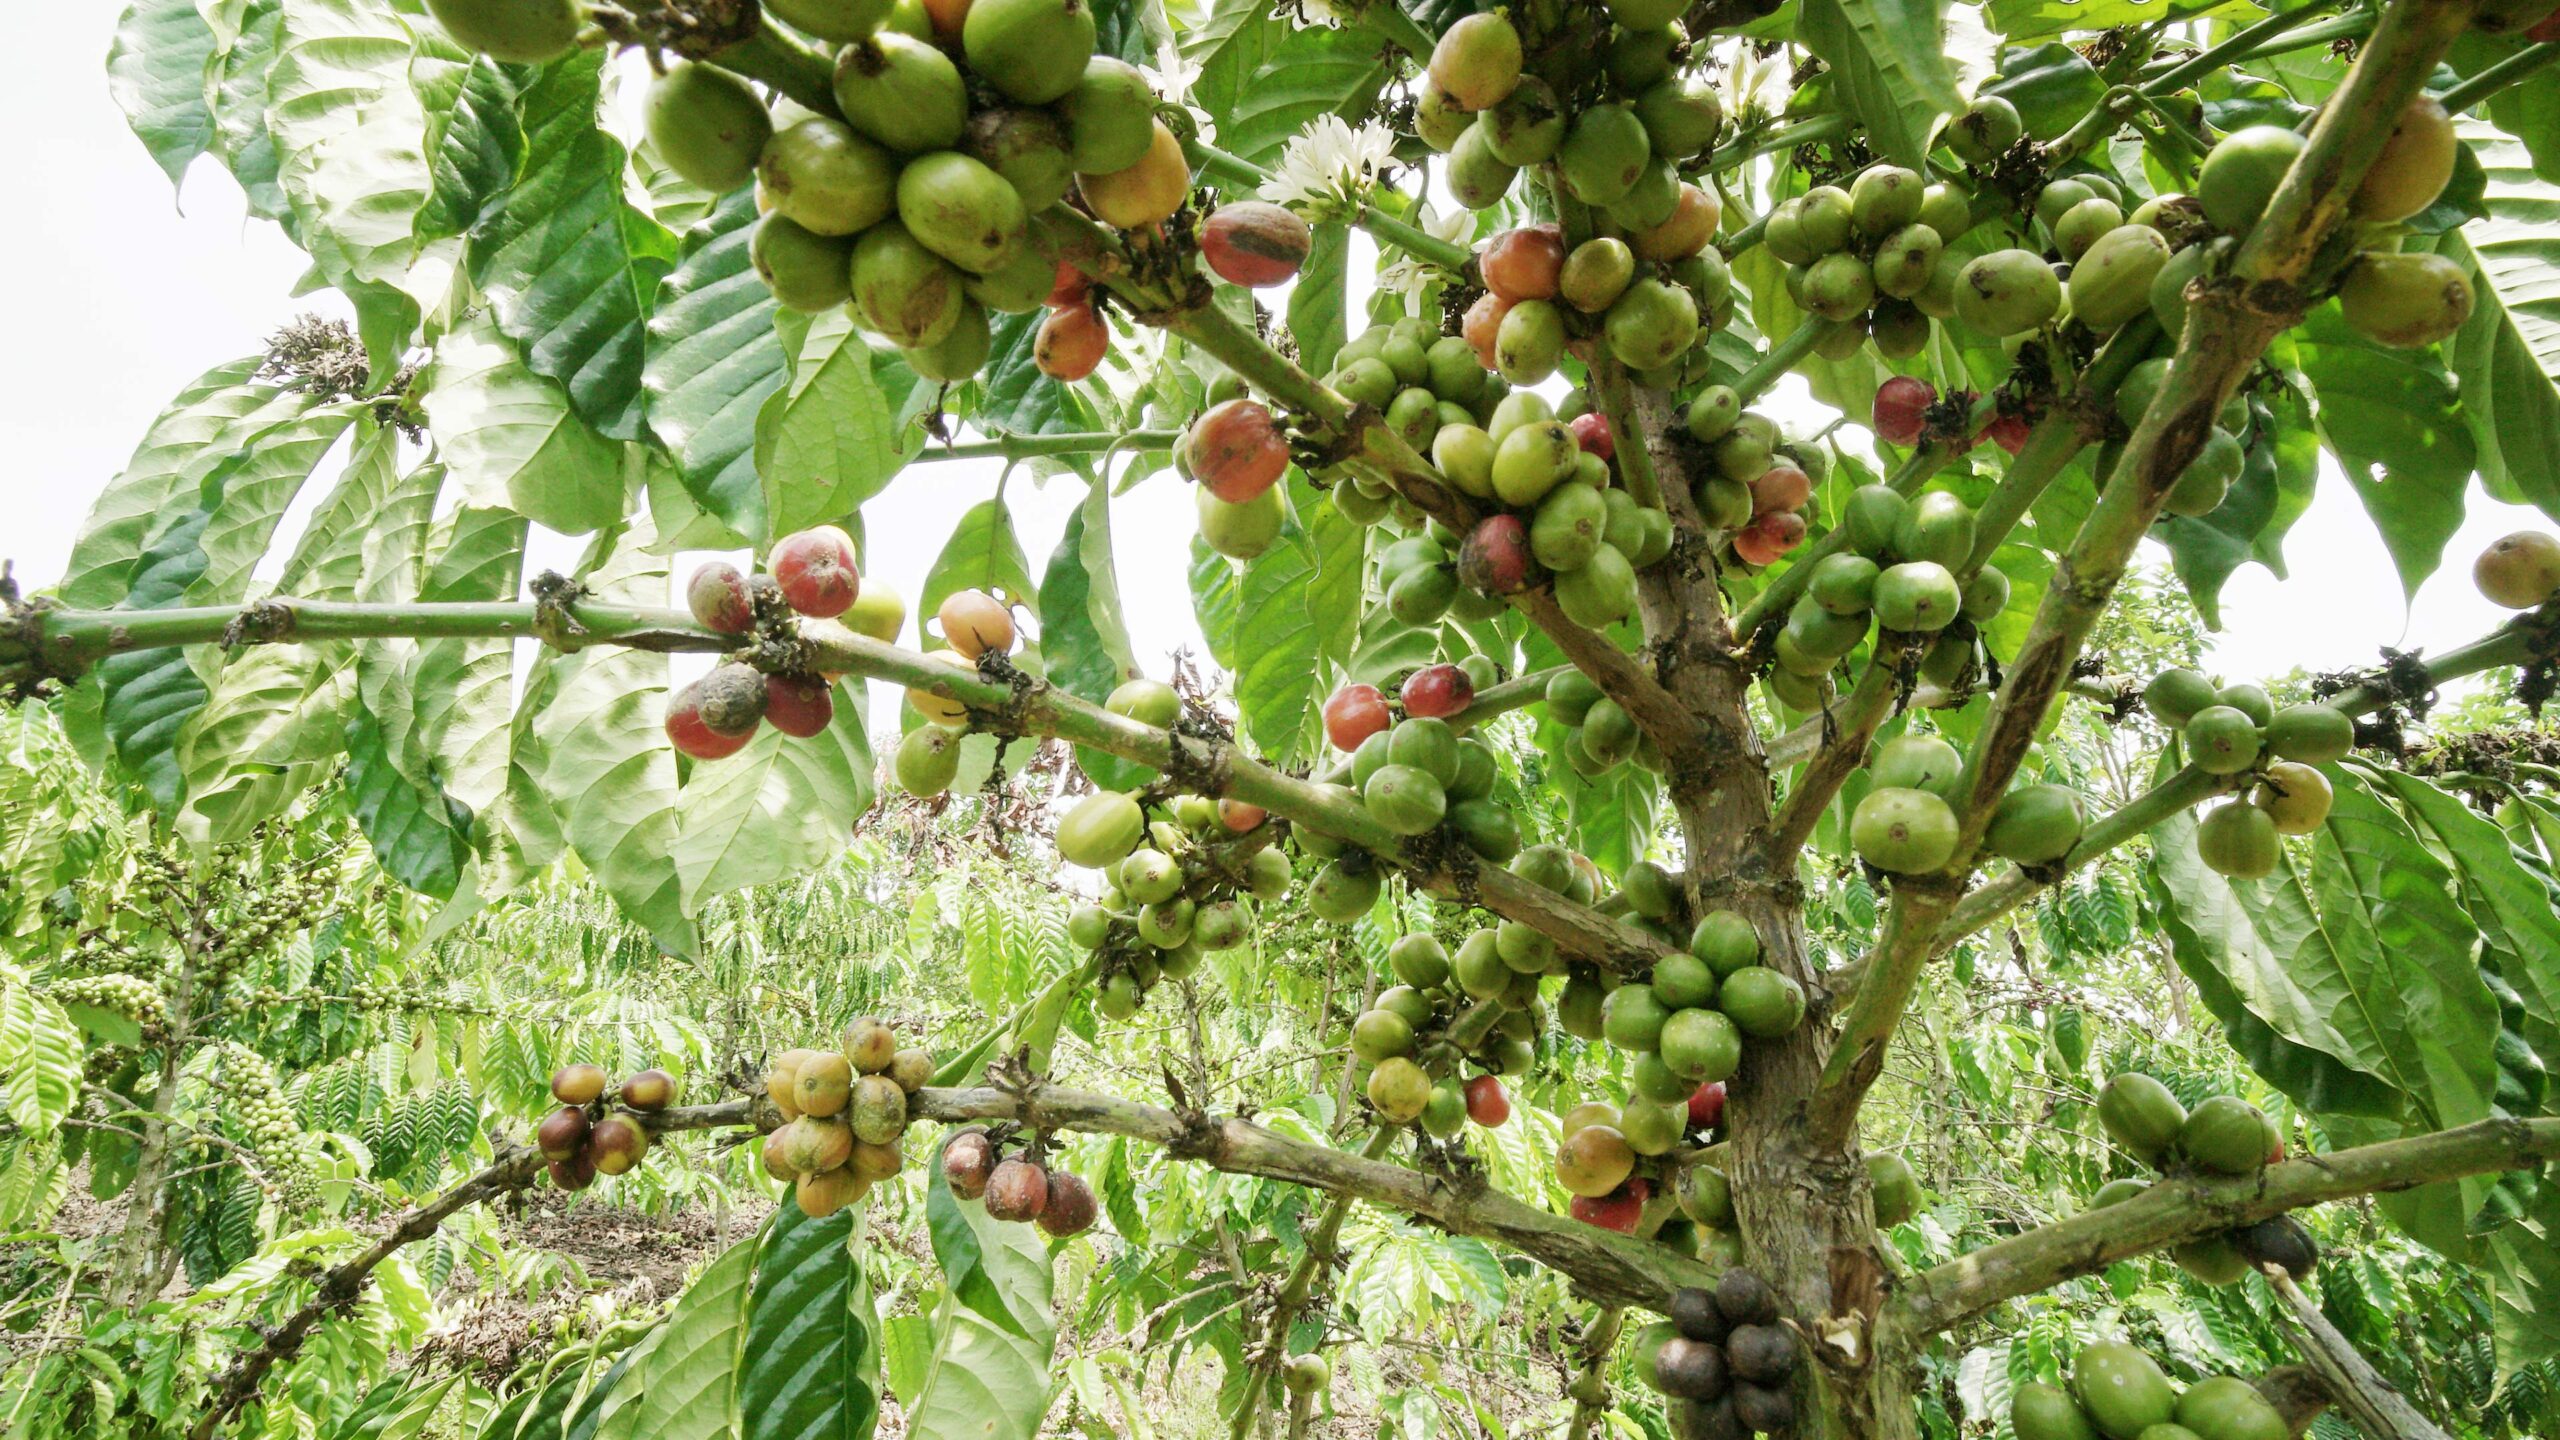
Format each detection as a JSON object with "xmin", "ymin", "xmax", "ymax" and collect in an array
[{"xmin": 7, "ymin": 0, "xmax": 2560, "ymax": 1434}]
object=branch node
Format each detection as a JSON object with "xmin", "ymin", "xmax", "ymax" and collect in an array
[{"xmin": 528, "ymin": 572, "xmax": 594, "ymax": 653}]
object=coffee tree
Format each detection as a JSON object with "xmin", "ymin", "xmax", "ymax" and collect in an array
[{"xmin": 10, "ymin": 0, "xmax": 2560, "ymax": 1432}]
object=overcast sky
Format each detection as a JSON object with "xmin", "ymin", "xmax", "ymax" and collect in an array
[{"xmin": 12, "ymin": 5, "xmax": 2543, "ymax": 729}]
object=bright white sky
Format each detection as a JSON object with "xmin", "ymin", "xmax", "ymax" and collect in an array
[{"xmin": 9, "ymin": 5, "xmax": 2544, "ymax": 726}]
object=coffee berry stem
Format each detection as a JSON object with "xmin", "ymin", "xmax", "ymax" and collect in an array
[
  {"xmin": 2139, "ymin": 0, "xmax": 2352, "ymax": 96},
  {"xmin": 915, "ymin": 429, "xmax": 1181, "ymax": 463},
  {"xmin": 2437, "ymin": 39, "xmax": 2560, "ymax": 114}
]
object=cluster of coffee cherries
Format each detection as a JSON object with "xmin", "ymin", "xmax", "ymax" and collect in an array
[
  {"xmin": 2012, "ymin": 1338, "xmax": 2290, "ymax": 1440},
  {"xmin": 47, "ymin": 973, "xmax": 168, "ymax": 1035},
  {"xmin": 201, "ymin": 1038, "xmax": 320, "ymax": 1209},
  {"xmin": 1765, "ymin": 482, "xmax": 2002, "ymax": 717},
  {"xmin": 1628, "ymin": 1270, "xmax": 1803, "ymax": 1436},
  {"xmin": 1315, "ymin": 661, "xmax": 1522, "ymax": 872},
  {"xmin": 1320, "ymin": 312, "xmax": 1539, "ymax": 528},
  {"xmin": 673, "ymin": 525, "xmax": 905, "ymax": 759},
  {"xmin": 1176, "ymin": 392, "xmax": 1296, "ymax": 564},
  {"xmin": 1463, "ymin": 215, "xmax": 1730, "ymax": 391},
  {"xmin": 1054, "ymin": 757, "xmax": 1290, "ymax": 1020},
  {"xmin": 1764, "ymin": 161, "xmax": 1974, "ymax": 357},
  {"xmin": 1549, "ymin": 1081, "xmax": 1721, "ymax": 1236},
  {"xmin": 538, "ymin": 1063, "xmax": 676, "ymax": 1193},
  {"xmin": 941, "ymin": 1129, "xmax": 1098, "ymax": 1238},
  {"xmin": 1683, "ymin": 392, "xmax": 1829, "ymax": 572},
  {"xmin": 760, "ymin": 1019, "xmax": 934, "ymax": 1218},
  {"xmin": 891, "ymin": 588, "xmax": 1029, "ymax": 789},
  {"xmin": 1543, "ymin": 669, "xmax": 1667, "ymax": 779},
  {"xmin": 1848, "ymin": 731, "xmax": 2091, "ymax": 879},
  {"xmin": 1420, "ymin": 7, "xmax": 1725, "ymax": 249},
  {"xmin": 630, "ymin": 0, "xmax": 1184, "ymax": 382},
  {"xmin": 2093, "ymin": 1072, "xmax": 2315, "ymax": 1286},
  {"xmin": 2140, "ymin": 670, "xmax": 2350, "ymax": 879},
  {"xmin": 1349, "ymin": 930, "xmax": 1528, "ymax": 1130}
]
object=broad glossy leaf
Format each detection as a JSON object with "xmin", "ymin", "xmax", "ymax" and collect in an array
[
  {"xmin": 469, "ymin": 51, "xmax": 679, "ymax": 442},
  {"xmin": 2147, "ymin": 800, "xmax": 2401, "ymax": 1120},
  {"xmin": 670, "ymin": 678, "xmax": 875, "ymax": 913},
  {"xmin": 206, "ymin": 0, "xmax": 291, "ymax": 223},
  {"xmin": 180, "ymin": 422, "xmax": 409, "ymax": 838},
  {"xmin": 1289, "ymin": 227, "xmax": 1351, "ymax": 379},
  {"xmin": 2442, "ymin": 133, "xmax": 2560, "ymax": 522},
  {"xmin": 422, "ymin": 314, "xmax": 627, "ymax": 534},
  {"xmin": 742, "ymin": 1202, "xmax": 881, "ymax": 1440},
  {"xmin": 758, "ymin": 311, "xmax": 915, "ymax": 540},
  {"xmin": 627, "ymin": 1234, "xmax": 758, "ymax": 1440},
  {"xmin": 414, "ymin": 54, "xmax": 524, "ymax": 244},
  {"xmin": 56, "ymin": 360, "xmax": 297, "ymax": 609},
  {"xmin": 647, "ymin": 188, "xmax": 788, "ymax": 539},
  {"xmin": 1984, "ymin": 42, "xmax": 2101, "ymax": 140},
  {"xmin": 1190, "ymin": 13, "xmax": 1391, "ymax": 169},
  {"xmin": 408, "ymin": 506, "xmax": 531, "ymax": 816},
  {"xmin": 2153, "ymin": 391, "xmax": 2316, "ymax": 628},
  {"xmin": 1299, "ymin": 471, "xmax": 1368, "ymax": 674},
  {"xmin": 269, "ymin": 0, "xmax": 439, "ymax": 370},
  {"xmin": 107, "ymin": 0, "xmax": 219, "ymax": 187},
  {"xmin": 1990, "ymin": 0, "xmax": 2250, "ymax": 43},
  {"xmin": 1040, "ymin": 485, "xmax": 1148, "ymax": 791},
  {"xmin": 902, "ymin": 1190, "xmax": 1056, "ymax": 1440},
  {"xmin": 1187, "ymin": 534, "xmax": 1245, "ymax": 671},
  {"xmin": 921, "ymin": 498, "xmax": 1041, "ymax": 632},
  {"xmin": 530, "ymin": 515, "xmax": 695, "ymax": 956},
  {"xmin": 99, "ymin": 489, "xmax": 219, "ymax": 813},
  {"xmin": 187, "ymin": 402, "xmax": 364, "ymax": 606},
  {"xmin": 2451, "ymin": 34, "xmax": 2560, "ymax": 183},
  {"xmin": 2294, "ymin": 303, "xmax": 2475, "ymax": 599},
  {"xmin": 1225, "ymin": 518, "xmax": 1326, "ymax": 763},
  {"xmin": 99, "ymin": 403, "xmax": 357, "ymax": 811},
  {"xmin": 2373, "ymin": 768, "xmax": 2560, "ymax": 1066},
  {"xmin": 1795, "ymin": 0, "xmax": 1967, "ymax": 167},
  {"xmin": 2150, "ymin": 767, "xmax": 2499, "ymax": 1128},
  {"xmin": 346, "ymin": 697, "xmax": 471, "ymax": 898}
]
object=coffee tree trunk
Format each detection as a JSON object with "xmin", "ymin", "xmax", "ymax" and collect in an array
[
  {"xmin": 105, "ymin": 954, "xmax": 196, "ymax": 1309},
  {"xmin": 1621, "ymin": 375, "xmax": 1914, "ymax": 1437}
]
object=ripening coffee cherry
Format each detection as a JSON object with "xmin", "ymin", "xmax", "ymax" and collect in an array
[
  {"xmin": 552, "ymin": 1064, "xmax": 609, "ymax": 1105},
  {"xmin": 1323, "ymin": 683, "xmax": 1393, "ymax": 752},
  {"xmin": 1035, "ymin": 303, "xmax": 1109, "ymax": 381},
  {"xmin": 687, "ymin": 561, "xmax": 756, "ymax": 634},
  {"xmin": 667, "ymin": 678, "xmax": 755, "ymax": 759},
  {"xmin": 1428, "ymin": 11, "xmax": 1523, "ymax": 110},
  {"xmin": 1401, "ymin": 663, "xmax": 1475, "ymax": 719},
  {"xmin": 621, "ymin": 1069, "xmax": 676, "ymax": 1111},
  {"xmin": 771, "ymin": 525, "xmax": 862, "ymax": 618},
  {"xmin": 1183, "ymin": 398, "xmax": 1290, "ymax": 504},
  {"xmin": 765, "ymin": 675, "xmax": 835, "ymax": 737},
  {"xmin": 2476, "ymin": 531, "xmax": 2560, "ymax": 609},
  {"xmin": 1872, "ymin": 376, "xmax": 1934, "ymax": 447},
  {"xmin": 1481, "ymin": 224, "xmax": 1567, "ymax": 302},
  {"xmin": 938, "ymin": 590, "xmax": 1016, "ymax": 658},
  {"xmin": 1200, "ymin": 201, "xmax": 1312, "ymax": 287}
]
